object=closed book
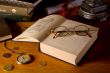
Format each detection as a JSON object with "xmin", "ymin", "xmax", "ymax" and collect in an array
[
  {"xmin": 0, "ymin": 18, "xmax": 12, "ymax": 41},
  {"xmin": 13, "ymin": 15, "xmax": 99, "ymax": 65},
  {"xmin": 0, "ymin": 0, "xmax": 42, "ymax": 8},
  {"xmin": 0, "ymin": 4, "xmax": 33, "ymax": 16},
  {"xmin": 0, "ymin": 12, "xmax": 31, "ymax": 21},
  {"xmin": 0, "ymin": 0, "xmax": 42, "ymax": 16}
]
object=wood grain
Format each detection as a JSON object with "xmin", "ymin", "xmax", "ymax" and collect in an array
[{"xmin": 0, "ymin": 18, "xmax": 110, "ymax": 73}]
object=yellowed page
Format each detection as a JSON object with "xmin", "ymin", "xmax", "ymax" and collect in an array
[
  {"xmin": 13, "ymin": 15, "xmax": 66, "ymax": 42},
  {"xmin": 41, "ymin": 20, "xmax": 99, "ymax": 65}
]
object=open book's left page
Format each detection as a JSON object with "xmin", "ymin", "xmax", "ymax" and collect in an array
[{"xmin": 13, "ymin": 15, "xmax": 66, "ymax": 42}]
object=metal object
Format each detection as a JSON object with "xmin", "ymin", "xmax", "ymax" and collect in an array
[
  {"xmin": 12, "ymin": 47, "xmax": 19, "ymax": 50},
  {"xmin": 79, "ymin": 7, "xmax": 107, "ymax": 20},
  {"xmin": 17, "ymin": 54, "xmax": 32, "ymax": 64},
  {"xmin": 0, "ymin": 0, "xmax": 34, "ymax": 8},
  {"xmin": 39, "ymin": 60, "xmax": 47, "ymax": 66},
  {"xmin": 4, "ymin": 41, "xmax": 25, "ymax": 55},
  {"xmin": 79, "ymin": 0, "xmax": 108, "ymax": 20},
  {"xmin": 52, "ymin": 25, "xmax": 94, "ymax": 38},
  {"xmin": 3, "ymin": 64, "xmax": 14, "ymax": 71},
  {"xmin": 2, "ymin": 53, "xmax": 12, "ymax": 58}
]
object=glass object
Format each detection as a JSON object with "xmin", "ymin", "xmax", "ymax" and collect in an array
[{"xmin": 51, "ymin": 25, "xmax": 96, "ymax": 39}]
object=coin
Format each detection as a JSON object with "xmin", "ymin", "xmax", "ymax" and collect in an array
[
  {"xmin": 3, "ymin": 64, "xmax": 14, "ymax": 71},
  {"xmin": 39, "ymin": 60, "xmax": 47, "ymax": 66},
  {"xmin": 17, "ymin": 54, "xmax": 32, "ymax": 64},
  {"xmin": 2, "ymin": 53, "xmax": 12, "ymax": 58},
  {"xmin": 13, "ymin": 47, "xmax": 19, "ymax": 50}
]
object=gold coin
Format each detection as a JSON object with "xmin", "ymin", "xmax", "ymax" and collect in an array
[
  {"xmin": 39, "ymin": 61, "xmax": 47, "ymax": 66},
  {"xmin": 13, "ymin": 47, "xmax": 19, "ymax": 50},
  {"xmin": 17, "ymin": 54, "xmax": 32, "ymax": 64},
  {"xmin": 3, "ymin": 64, "xmax": 14, "ymax": 71}
]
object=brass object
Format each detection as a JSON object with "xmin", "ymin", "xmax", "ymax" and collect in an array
[
  {"xmin": 17, "ymin": 54, "xmax": 32, "ymax": 64},
  {"xmin": 79, "ymin": 0, "xmax": 108, "ymax": 20},
  {"xmin": 3, "ymin": 64, "xmax": 14, "ymax": 71},
  {"xmin": 39, "ymin": 60, "xmax": 47, "ymax": 66}
]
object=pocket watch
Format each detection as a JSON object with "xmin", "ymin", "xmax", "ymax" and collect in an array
[{"xmin": 17, "ymin": 54, "xmax": 32, "ymax": 64}]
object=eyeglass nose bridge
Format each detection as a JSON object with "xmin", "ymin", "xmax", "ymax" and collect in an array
[{"xmin": 51, "ymin": 25, "xmax": 93, "ymax": 38}]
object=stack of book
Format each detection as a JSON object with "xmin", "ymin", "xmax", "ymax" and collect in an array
[{"xmin": 0, "ymin": 0, "xmax": 42, "ymax": 21}]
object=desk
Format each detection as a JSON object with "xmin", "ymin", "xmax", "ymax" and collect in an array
[{"xmin": 0, "ymin": 17, "xmax": 110, "ymax": 73}]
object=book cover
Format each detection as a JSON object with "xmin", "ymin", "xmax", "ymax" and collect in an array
[
  {"xmin": 0, "ymin": 12, "xmax": 31, "ymax": 21},
  {"xmin": 0, "ymin": 0, "xmax": 42, "ymax": 16},
  {"xmin": 13, "ymin": 15, "xmax": 99, "ymax": 65},
  {"xmin": 0, "ymin": 18, "xmax": 12, "ymax": 41},
  {"xmin": 0, "ymin": 0, "xmax": 41, "ymax": 8}
]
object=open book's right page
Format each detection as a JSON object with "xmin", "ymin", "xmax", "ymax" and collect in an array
[{"xmin": 40, "ymin": 19, "xmax": 99, "ymax": 65}]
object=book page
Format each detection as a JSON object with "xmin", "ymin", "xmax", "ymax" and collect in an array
[
  {"xmin": 13, "ymin": 15, "xmax": 66, "ymax": 42},
  {"xmin": 41, "ymin": 19, "xmax": 98, "ymax": 55}
]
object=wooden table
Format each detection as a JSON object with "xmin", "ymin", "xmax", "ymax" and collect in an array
[{"xmin": 0, "ymin": 16, "xmax": 110, "ymax": 73}]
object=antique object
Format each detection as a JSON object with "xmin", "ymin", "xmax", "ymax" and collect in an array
[
  {"xmin": 17, "ymin": 54, "xmax": 32, "ymax": 64},
  {"xmin": 79, "ymin": 0, "xmax": 108, "ymax": 20}
]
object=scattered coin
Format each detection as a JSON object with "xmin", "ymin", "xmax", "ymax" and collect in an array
[
  {"xmin": 13, "ymin": 47, "xmax": 19, "ymax": 50},
  {"xmin": 2, "ymin": 53, "xmax": 12, "ymax": 58},
  {"xmin": 39, "ymin": 60, "xmax": 47, "ymax": 66},
  {"xmin": 17, "ymin": 54, "xmax": 32, "ymax": 64},
  {"xmin": 3, "ymin": 64, "xmax": 14, "ymax": 71}
]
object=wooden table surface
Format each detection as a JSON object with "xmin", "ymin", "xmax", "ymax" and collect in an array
[{"xmin": 0, "ymin": 17, "xmax": 110, "ymax": 73}]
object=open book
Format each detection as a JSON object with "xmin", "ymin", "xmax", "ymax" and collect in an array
[{"xmin": 13, "ymin": 15, "xmax": 99, "ymax": 65}]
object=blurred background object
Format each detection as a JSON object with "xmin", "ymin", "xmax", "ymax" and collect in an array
[{"xmin": 78, "ymin": 0, "xmax": 108, "ymax": 21}]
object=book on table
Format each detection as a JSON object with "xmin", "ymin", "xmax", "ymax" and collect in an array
[
  {"xmin": 0, "ymin": 18, "xmax": 12, "ymax": 41},
  {"xmin": 13, "ymin": 14, "xmax": 99, "ymax": 65},
  {"xmin": 0, "ymin": 12, "xmax": 31, "ymax": 21},
  {"xmin": 0, "ymin": 0, "xmax": 42, "ymax": 16}
]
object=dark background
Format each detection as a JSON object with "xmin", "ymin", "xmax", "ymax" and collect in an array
[{"xmin": 32, "ymin": 0, "xmax": 110, "ymax": 20}]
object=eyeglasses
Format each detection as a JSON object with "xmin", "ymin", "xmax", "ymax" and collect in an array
[{"xmin": 51, "ymin": 25, "xmax": 96, "ymax": 39}]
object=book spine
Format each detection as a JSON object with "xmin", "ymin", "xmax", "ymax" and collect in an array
[
  {"xmin": 0, "ymin": 4, "xmax": 31, "ymax": 16},
  {"xmin": 0, "ymin": 0, "xmax": 34, "ymax": 8},
  {"xmin": 0, "ymin": 12, "xmax": 31, "ymax": 21}
]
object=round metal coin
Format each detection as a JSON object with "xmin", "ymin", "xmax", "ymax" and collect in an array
[
  {"xmin": 39, "ymin": 60, "xmax": 47, "ymax": 66},
  {"xmin": 13, "ymin": 47, "xmax": 19, "ymax": 50},
  {"xmin": 17, "ymin": 54, "xmax": 32, "ymax": 64},
  {"xmin": 3, "ymin": 64, "xmax": 14, "ymax": 71},
  {"xmin": 2, "ymin": 53, "xmax": 12, "ymax": 58}
]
